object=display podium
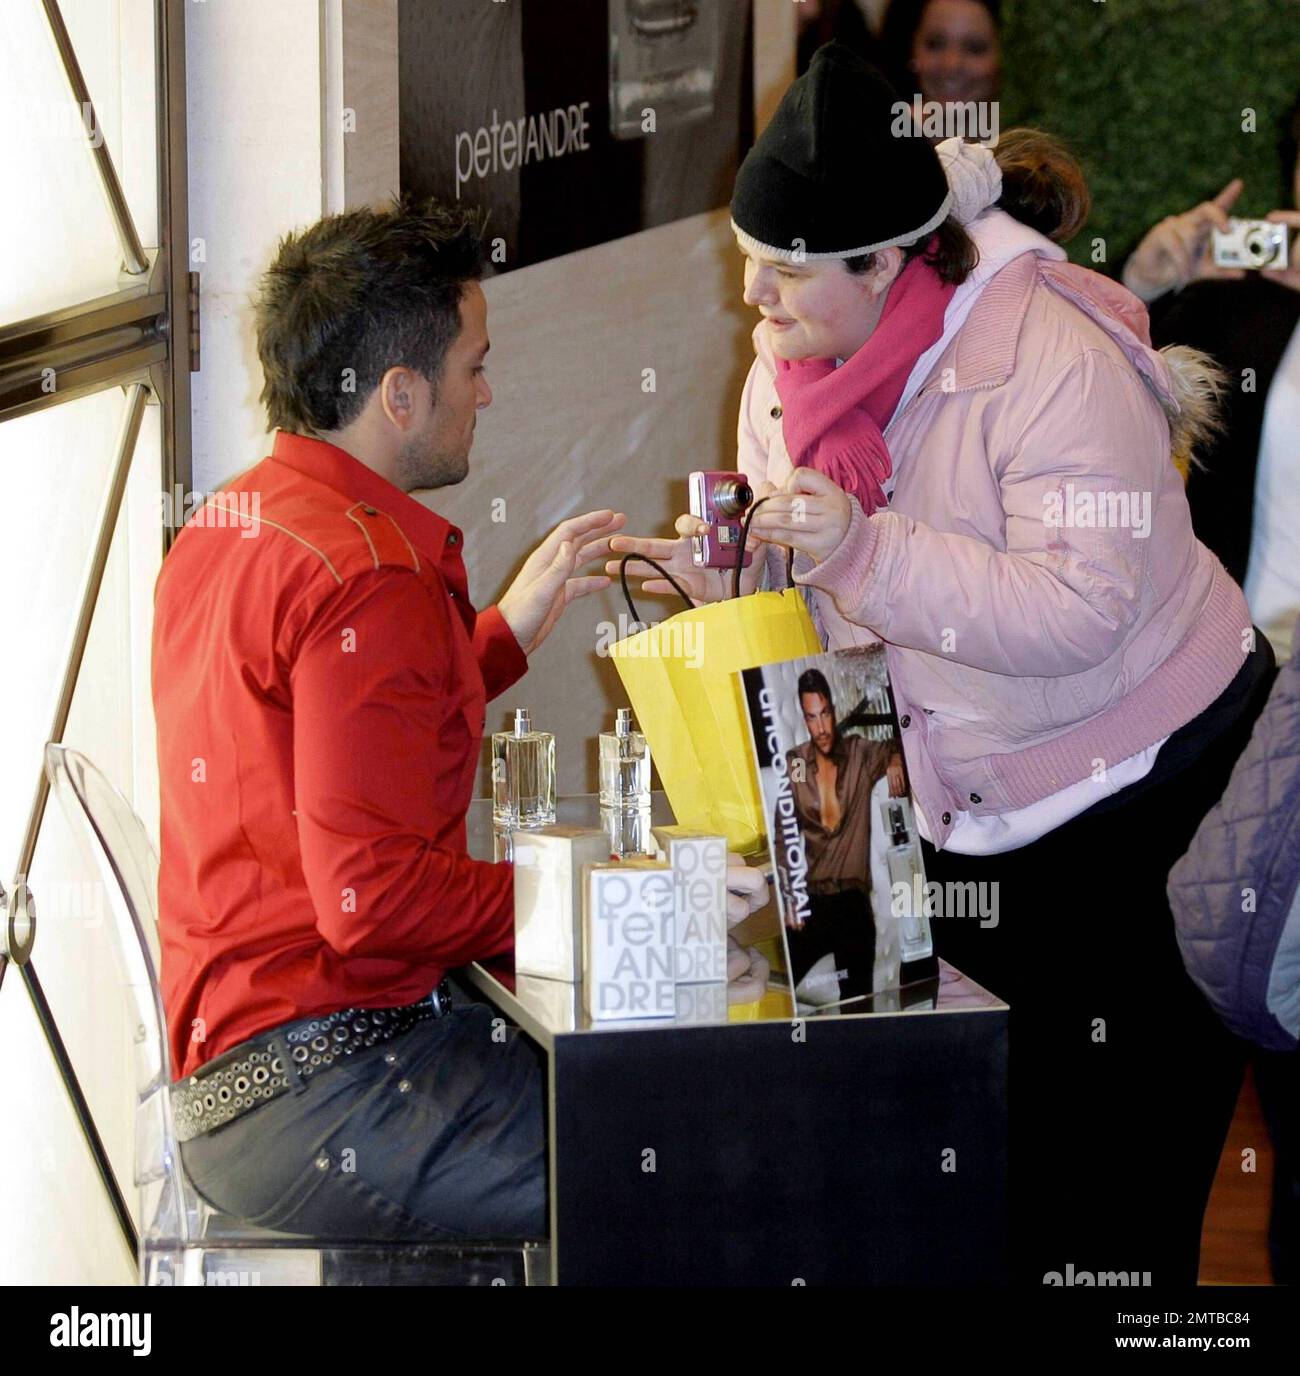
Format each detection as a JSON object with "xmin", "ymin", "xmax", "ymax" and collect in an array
[{"xmin": 462, "ymin": 795, "xmax": 1008, "ymax": 1286}]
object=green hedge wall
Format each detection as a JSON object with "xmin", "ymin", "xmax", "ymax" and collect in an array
[{"xmin": 999, "ymin": 0, "xmax": 1299, "ymax": 272}]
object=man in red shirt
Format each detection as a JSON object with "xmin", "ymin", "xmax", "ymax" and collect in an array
[{"xmin": 154, "ymin": 199, "xmax": 622, "ymax": 1241}]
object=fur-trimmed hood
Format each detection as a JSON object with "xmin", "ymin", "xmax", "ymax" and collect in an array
[
  {"xmin": 1158, "ymin": 344, "xmax": 1228, "ymax": 477},
  {"xmin": 1031, "ymin": 255, "xmax": 1227, "ymax": 477}
]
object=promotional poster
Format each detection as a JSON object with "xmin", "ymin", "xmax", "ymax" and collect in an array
[
  {"xmin": 742, "ymin": 644, "xmax": 936, "ymax": 1013},
  {"xmin": 399, "ymin": 0, "xmax": 753, "ymax": 271}
]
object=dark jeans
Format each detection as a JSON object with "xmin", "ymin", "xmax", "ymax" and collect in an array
[
  {"xmin": 923, "ymin": 637, "xmax": 1276, "ymax": 1287},
  {"xmin": 786, "ymin": 886, "xmax": 875, "ymax": 1002},
  {"xmin": 179, "ymin": 1000, "xmax": 547, "ymax": 1241}
]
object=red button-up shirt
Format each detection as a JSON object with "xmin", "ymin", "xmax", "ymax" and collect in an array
[{"xmin": 153, "ymin": 431, "xmax": 526, "ymax": 1078}]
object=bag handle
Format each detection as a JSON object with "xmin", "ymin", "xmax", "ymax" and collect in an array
[
  {"xmin": 618, "ymin": 553, "xmax": 697, "ymax": 627},
  {"xmin": 617, "ymin": 501, "xmax": 798, "ymax": 623},
  {"xmin": 733, "ymin": 496, "xmax": 796, "ymax": 600}
]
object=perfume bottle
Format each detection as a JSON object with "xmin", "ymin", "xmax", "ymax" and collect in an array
[
  {"xmin": 884, "ymin": 799, "xmax": 933, "ymax": 962},
  {"xmin": 492, "ymin": 709, "xmax": 556, "ymax": 831},
  {"xmin": 599, "ymin": 708, "xmax": 652, "ymax": 812},
  {"xmin": 602, "ymin": 803, "xmax": 655, "ymax": 859}
]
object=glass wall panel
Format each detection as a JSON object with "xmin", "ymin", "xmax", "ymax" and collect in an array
[{"xmin": 0, "ymin": 0, "xmax": 154, "ymax": 325}]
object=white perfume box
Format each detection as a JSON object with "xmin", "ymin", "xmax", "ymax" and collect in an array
[
  {"xmin": 512, "ymin": 827, "xmax": 611, "ymax": 981},
  {"xmin": 583, "ymin": 860, "xmax": 676, "ymax": 1021},
  {"xmin": 652, "ymin": 826, "xmax": 728, "ymax": 985},
  {"xmin": 514, "ymin": 973, "xmax": 581, "ymax": 1032},
  {"xmin": 675, "ymin": 980, "xmax": 729, "ymax": 1024}
]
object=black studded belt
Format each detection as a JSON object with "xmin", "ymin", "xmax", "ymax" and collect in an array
[{"xmin": 172, "ymin": 980, "xmax": 453, "ymax": 1142}]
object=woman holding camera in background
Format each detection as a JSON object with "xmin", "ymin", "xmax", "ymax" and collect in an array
[
  {"xmin": 610, "ymin": 43, "xmax": 1275, "ymax": 1285},
  {"xmin": 1121, "ymin": 93, "xmax": 1300, "ymax": 666}
]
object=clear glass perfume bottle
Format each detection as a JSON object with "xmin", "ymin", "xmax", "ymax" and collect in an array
[
  {"xmin": 599, "ymin": 708, "xmax": 651, "ymax": 812},
  {"xmin": 492, "ymin": 708, "xmax": 556, "ymax": 831},
  {"xmin": 884, "ymin": 799, "xmax": 933, "ymax": 962},
  {"xmin": 601, "ymin": 803, "xmax": 655, "ymax": 859}
]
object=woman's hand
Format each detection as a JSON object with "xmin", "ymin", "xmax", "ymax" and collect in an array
[
  {"xmin": 725, "ymin": 852, "xmax": 769, "ymax": 927},
  {"xmin": 886, "ymin": 753, "xmax": 907, "ymax": 798},
  {"xmin": 1262, "ymin": 209, "xmax": 1300, "ymax": 295},
  {"xmin": 1121, "ymin": 179, "xmax": 1246, "ymax": 303},
  {"xmin": 747, "ymin": 467, "xmax": 852, "ymax": 565},
  {"xmin": 606, "ymin": 484, "xmax": 774, "ymax": 603},
  {"xmin": 726, "ymin": 936, "xmax": 771, "ymax": 1003}
]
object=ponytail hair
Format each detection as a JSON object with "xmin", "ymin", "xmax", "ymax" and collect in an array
[
  {"xmin": 993, "ymin": 128, "xmax": 1092, "ymax": 243},
  {"xmin": 845, "ymin": 127, "xmax": 1091, "ymax": 288}
]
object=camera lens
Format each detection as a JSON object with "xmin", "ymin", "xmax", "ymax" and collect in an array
[
  {"xmin": 712, "ymin": 478, "xmax": 753, "ymax": 519},
  {"xmin": 1242, "ymin": 227, "xmax": 1276, "ymax": 268}
]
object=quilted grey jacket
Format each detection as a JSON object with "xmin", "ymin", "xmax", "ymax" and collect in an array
[{"xmin": 1168, "ymin": 623, "xmax": 1300, "ymax": 1051}]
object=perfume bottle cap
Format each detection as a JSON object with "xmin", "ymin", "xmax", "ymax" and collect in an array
[
  {"xmin": 615, "ymin": 707, "xmax": 633, "ymax": 736},
  {"xmin": 514, "ymin": 708, "xmax": 531, "ymax": 735}
]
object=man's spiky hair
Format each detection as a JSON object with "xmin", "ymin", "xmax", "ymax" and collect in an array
[{"xmin": 255, "ymin": 196, "xmax": 488, "ymax": 434}]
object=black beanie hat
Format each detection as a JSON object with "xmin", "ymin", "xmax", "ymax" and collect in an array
[{"xmin": 731, "ymin": 42, "xmax": 951, "ymax": 261}]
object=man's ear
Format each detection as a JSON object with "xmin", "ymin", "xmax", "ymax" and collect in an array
[{"xmin": 378, "ymin": 365, "xmax": 421, "ymax": 432}]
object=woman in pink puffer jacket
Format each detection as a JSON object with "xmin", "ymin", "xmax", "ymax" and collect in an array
[{"xmin": 611, "ymin": 44, "xmax": 1276, "ymax": 1286}]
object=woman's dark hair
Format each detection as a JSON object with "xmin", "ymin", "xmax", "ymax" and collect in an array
[
  {"xmin": 797, "ymin": 668, "xmax": 834, "ymax": 707},
  {"xmin": 844, "ymin": 215, "xmax": 978, "ymax": 285},
  {"xmin": 843, "ymin": 127, "xmax": 1090, "ymax": 287},
  {"xmin": 797, "ymin": 0, "xmax": 887, "ymax": 77},
  {"xmin": 255, "ymin": 196, "xmax": 487, "ymax": 434},
  {"xmin": 1280, "ymin": 88, "xmax": 1300, "ymax": 193}
]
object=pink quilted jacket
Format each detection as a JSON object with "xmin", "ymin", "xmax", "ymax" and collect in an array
[{"xmin": 738, "ymin": 248, "xmax": 1252, "ymax": 849}]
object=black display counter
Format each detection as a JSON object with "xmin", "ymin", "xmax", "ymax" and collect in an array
[{"xmin": 460, "ymin": 794, "xmax": 1008, "ymax": 1285}]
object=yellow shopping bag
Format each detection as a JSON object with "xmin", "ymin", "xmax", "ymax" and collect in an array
[{"xmin": 609, "ymin": 558, "xmax": 821, "ymax": 854}]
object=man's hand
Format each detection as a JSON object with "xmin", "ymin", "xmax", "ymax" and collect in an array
[
  {"xmin": 748, "ymin": 467, "xmax": 852, "ymax": 565},
  {"xmin": 606, "ymin": 481, "xmax": 775, "ymax": 604},
  {"xmin": 498, "ymin": 509, "xmax": 626, "ymax": 656},
  {"xmin": 1121, "ymin": 180, "xmax": 1246, "ymax": 303}
]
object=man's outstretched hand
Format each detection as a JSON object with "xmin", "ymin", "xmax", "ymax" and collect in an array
[{"xmin": 498, "ymin": 509, "xmax": 627, "ymax": 656}]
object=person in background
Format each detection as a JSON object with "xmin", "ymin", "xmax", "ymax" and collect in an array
[
  {"xmin": 796, "ymin": 0, "xmax": 885, "ymax": 76},
  {"xmin": 879, "ymin": 0, "xmax": 1001, "ymax": 113},
  {"xmin": 1169, "ymin": 613, "xmax": 1300, "ymax": 1285},
  {"xmin": 1123, "ymin": 93, "xmax": 1300, "ymax": 664},
  {"xmin": 611, "ymin": 44, "xmax": 1272, "ymax": 1286},
  {"xmin": 1132, "ymin": 95, "xmax": 1300, "ymax": 1286}
]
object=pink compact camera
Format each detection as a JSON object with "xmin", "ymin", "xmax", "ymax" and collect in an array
[{"xmin": 689, "ymin": 470, "xmax": 754, "ymax": 569}]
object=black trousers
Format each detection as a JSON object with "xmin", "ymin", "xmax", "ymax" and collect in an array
[
  {"xmin": 1254, "ymin": 1045, "xmax": 1300, "ymax": 1283},
  {"xmin": 922, "ymin": 638, "xmax": 1277, "ymax": 1286},
  {"xmin": 179, "ymin": 1000, "xmax": 547, "ymax": 1241},
  {"xmin": 786, "ymin": 886, "xmax": 876, "ymax": 1002}
]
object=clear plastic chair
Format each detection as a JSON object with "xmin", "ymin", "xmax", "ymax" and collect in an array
[{"xmin": 44, "ymin": 744, "xmax": 550, "ymax": 1286}]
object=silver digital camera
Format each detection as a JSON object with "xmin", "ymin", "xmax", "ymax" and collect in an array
[{"xmin": 1211, "ymin": 218, "xmax": 1289, "ymax": 271}]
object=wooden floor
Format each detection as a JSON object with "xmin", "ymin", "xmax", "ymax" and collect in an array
[{"xmin": 1199, "ymin": 1065, "xmax": 1275, "ymax": 1285}]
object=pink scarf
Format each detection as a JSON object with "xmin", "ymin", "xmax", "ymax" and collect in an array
[{"xmin": 774, "ymin": 248, "xmax": 955, "ymax": 515}]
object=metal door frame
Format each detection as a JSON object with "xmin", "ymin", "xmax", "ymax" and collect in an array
[{"xmin": 0, "ymin": 0, "xmax": 193, "ymax": 1268}]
